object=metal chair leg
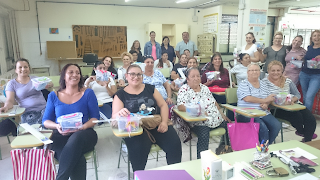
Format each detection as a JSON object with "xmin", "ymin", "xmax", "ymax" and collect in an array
[
  {"xmin": 156, "ymin": 151, "xmax": 159, "ymax": 161},
  {"xmin": 280, "ymin": 121, "xmax": 284, "ymax": 142},
  {"xmin": 117, "ymin": 140, "xmax": 123, "ymax": 168},
  {"xmin": 93, "ymin": 149, "xmax": 98, "ymax": 180},
  {"xmin": 189, "ymin": 140, "xmax": 192, "ymax": 160},
  {"xmin": 127, "ymin": 153, "xmax": 130, "ymax": 180},
  {"xmin": 0, "ymin": 146, "xmax": 2, "ymax": 160}
]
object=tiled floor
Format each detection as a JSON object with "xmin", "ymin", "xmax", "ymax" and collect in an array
[{"xmin": 0, "ymin": 118, "xmax": 320, "ymax": 180}]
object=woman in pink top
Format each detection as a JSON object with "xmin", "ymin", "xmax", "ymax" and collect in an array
[
  {"xmin": 283, "ymin": 35, "xmax": 306, "ymax": 85},
  {"xmin": 144, "ymin": 31, "xmax": 161, "ymax": 60}
]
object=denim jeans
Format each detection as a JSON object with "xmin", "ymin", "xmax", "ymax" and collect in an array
[
  {"xmin": 299, "ymin": 71, "xmax": 320, "ymax": 111},
  {"xmin": 237, "ymin": 114, "xmax": 281, "ymax": 144},
  {"xmin": 99, "ymin": 102, "xmax": 112, "ymax": 119}
]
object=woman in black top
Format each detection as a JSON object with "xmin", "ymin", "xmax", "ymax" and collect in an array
[
  {"xmin": 161, "ymin": 36, "xmax": 176, "ymax": 64},
  {"xmin": 112, "ymin": 64, "xmax": 182, "ymax": 172},
  {"xmin": 130, "ymin": 40, "xmax": 143, "ymax": 62}
]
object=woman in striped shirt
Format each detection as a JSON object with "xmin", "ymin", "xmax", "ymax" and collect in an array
[
  {"xmin": 237, "ymin": 63, "xmax": 281, "ymax": 144},
  {"xmin": 263, "ymin": 61, "xmax": 317, "ymax": 142}
]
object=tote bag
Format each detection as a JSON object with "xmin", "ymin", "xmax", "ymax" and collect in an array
[
  {"xmin": 11, "ymin": 149, "xmax": 56, "ymax": 180},
  {"xmin": 227, "ymin": 110, "xmax": 260, "ymax": 151}
]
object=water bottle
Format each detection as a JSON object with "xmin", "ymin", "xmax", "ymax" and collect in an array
[{"xmin": 233, "ymin": 48, "xmax": 238, "ymax": 65}]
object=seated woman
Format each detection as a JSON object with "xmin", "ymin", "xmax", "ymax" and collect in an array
[
  {"xmin": 0, "ymin": 58, "xmax": 53, "ymax": 125},
  {"xmin": 201, "ymin": 52, "xmax": 230, "ymax": 103},
  {"xmin": 43, "ymin": 64, "xmax": 100, "ymax": 179},
  {"xmin": 154, "ymin": 52, "xmax": 173, "ymax": 72},
  {"xmin": 171, "ymin": 54, "xmax": 187, "ymax": 80},
  {"xmin": 102, "ymin": 56, "xmax": 118, "ymax": 79},
  {"xmin": 171, "ymin": 57, "xmax": 198, "ymax": 92},
  {"xmin": 143, "ymin": 56, "xmax": 173, "ymax": 105},
  {"xmin": 118, "ymin": 52, "xmax": 133, "ymax": 87},
  {"xmin": 237, "ymin": 63, "xmax": 281, "ymax": 144},
  {"xmin": 85, "ymin": 61, "xmax": 116, "ymax": 118},
  {"xmin": 177, "ymin": 67, "xmax": 230, "ymax": 159},
  {"xmin": 129, "ymin": 50, "xmax": 139, "ymax": 63},
  {"xmin": 230, "ymin": 53, "xmax": 251, "ymax": 86},
  {"xmin": 262, "ymin": 61, "xmax": 317, "ymax": 142},
  {"xmin": 112, "ymin": 64, "xmax": 182, "ymax": 172}
]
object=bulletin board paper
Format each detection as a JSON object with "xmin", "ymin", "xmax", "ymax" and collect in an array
[
  {"xmin": 203, "ymin": 13, "xmax": 218, "ymax": 33},
  {"xmin": 249, "ymin": 9, "xmax": 267, "ymax": 42}
]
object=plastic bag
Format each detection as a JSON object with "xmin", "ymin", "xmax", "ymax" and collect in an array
[
  {"xmin": 31, "ymin": 77, "xmax": 51, "ymax": 91},
  {"xmin": 274, "ymin": 93, "xmax": 292, "ymax": 106},
  {"xmin": 205, "ymin": 71, "xmax": 221, "ymax": 80},
  {"xmin": 290, "ymin": 58, "xmax": 303, "ymax": 68},
  {"xmin": 95, "ymin": 70, "xmax": 115, "ymax": 81},
  {"xmin": 185, "ymin": 102, "xmax": 205, "ymax": 117},
  {"xmin": 307, "ymin": 58, "xmax": 320, "ymax": 69},
  {"xmin": 174, "ymin": 78, "xmax": 185, "ymax": 88}
]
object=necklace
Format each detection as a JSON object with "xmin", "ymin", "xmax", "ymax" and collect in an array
[{"xmin": 16, "ymin": 76, "xmax": 30, "ymax": 84}]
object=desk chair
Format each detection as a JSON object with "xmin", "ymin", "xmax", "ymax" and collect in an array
[
  {"xmin": 117, "ymin": 139, "xmax": 163, "ymax": 180},
  {"xmin": 158, "ymin": 68, "xmax": 170, "ymax": 79},
  {"xmin": 48, "ymin": 76, "xmax": 60, "ymax": 90},
  {"xmin": 0, "ymin": 118, "xmax": 12, "ymax": 160},
  {"xmin": 189, "ymin": 128, "xmax": 226, "ymax": 160},
  {"xmin": 83, "ymin": 53, "xmax": 98, "ymax": 66},
  {"xmin": 80, "ymin": 67, "xmax": 93, "ymax": 77}
]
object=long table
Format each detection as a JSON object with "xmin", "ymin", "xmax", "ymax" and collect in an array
[{"xmin": 153, "ymin": 140, "xmax": 320, "ymax": 179}]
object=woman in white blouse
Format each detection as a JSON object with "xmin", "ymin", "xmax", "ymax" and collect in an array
[
  {"xmin": 241, "ymin": 32, "xmax": 261, "ymax": 62},
  {"xmin": 118, "ymin": 52, "xmax": 133, "ymax": 87},
  {"xmin": 177, "ymin": 67, "xmax": 230, "ymax": 159},
  {"xmin": 154, "ymin": 52, "xmax": 173, "ymax": 72},
  {"xmin": 85, "ymin": 61, "xmax": 116, "ymax": 118},
  {"xmin": 230, "ymin": 53, "xmax": 251, "ymax": 85}
]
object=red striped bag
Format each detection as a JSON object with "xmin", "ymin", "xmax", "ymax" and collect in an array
[{"xmin": 11, "ymin": 149, "xmax": 56, "ymax": 180}]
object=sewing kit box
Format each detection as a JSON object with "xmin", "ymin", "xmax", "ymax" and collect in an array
[{"xmin": 134, "ymin": 170, "xmax": 194, "ymax": 180}]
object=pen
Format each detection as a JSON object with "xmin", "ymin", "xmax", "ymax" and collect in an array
[
  {"xmin": 243, "ymin": 168, "xmax": 256, "ymax": 179},
  {"xmin": 241, "ymin": 170, "xmax": 254, "ymax": 180}
]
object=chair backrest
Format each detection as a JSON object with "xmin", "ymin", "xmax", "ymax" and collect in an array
[
  {"xmin": 48, "ymin": 76, "xmax": 60, "ymax": 87},
  {"xmin": 158, "ymin": 68, "xmax": 170, "ymax": 78},
  {"xmin": 231, "ymin": 73, "xmax": 237, "ymax": 85},
  {"xmin": 83, "ymin": 53, "xmax": 98, "ymax": 65},
  {"xmin": 225, "ymin": 88, "xmax": 238, "ymax": 104},
  {"xmin": 80, "ymin": 67, "xmax": 93, "ymax": 77}
]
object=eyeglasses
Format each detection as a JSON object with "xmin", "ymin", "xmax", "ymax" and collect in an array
[
  {"xmin": 127, "ymin": 73, "xmax": 143, "ymax": 78},
  {"xmin": 248, "ymin": 69, "xmax": 260, "ymax": 72},
  {"xmin": 142, "ymin": 55, "xmax": 154, "ymax": 61}
]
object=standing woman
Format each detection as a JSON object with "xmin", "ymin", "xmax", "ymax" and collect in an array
[
  {"xmin": 0, "ymin": 58, "xmax": 53, "ymax": 124},
  {"xmin": 130, "ymin": 40, "xmax": 143, "ymax": 62},
  {"xmin": 85, "ymin": 61, "xmax": 116, "ymax": 118},
  {"xmin": 118, "ymin": 52, "xmax": 133, "ymax": 87},
  {"xmin": 283, "ymin": 35, "xmax": 306, "ymax": 85},
  {"xmin": 112, "ymin": 64, "xmax": 182, "ymax": 172},
  {"xmin": 102, "ymin": 56, "xmax": 118, "ymax": 79},
  {"xmin": 143, "ymin": 56, "xmax": 173, "ymax": 105},
  {"xmin": 230, "ymin": 53, "xmax": 251, "ymax": 85},
  {"xmin": 241, "ymin": 32, "xmax": 261, "ymax": 62},
  {"xmin": 154, "ymin": 52, "xmax": 173, "ymax": 72},
  {"xmin": 43, "ymin": 64, "xmax": 100, "ymax": 180},
  {"xmin": 299, "ymin": 30, "xmax": 320, "ymax": 111},
  {"xmin": 260, "ymin": 32, "xmax": 287, "ymax": 74},
  {"xmin": 144, "ymin": 31, "xmax": 161, "ymax": 60},
  {"xmin": 161, "ymin": 36, "xmax": 176, "ymax": 64}
]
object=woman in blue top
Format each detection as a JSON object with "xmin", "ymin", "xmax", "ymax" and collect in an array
[
  {"xmin": 42, "ymin": 64, "xmax": 100, "ymax": 180},
  {"xmin": 299, "ymin": 30, "xmax": 320, "ymax": 111},
  {"xmin": 143, "ymin": 55, "xmax": 173, "ymax": 105},
  {"xmin": 161, "ymin": 36, "xmax": 176, "ymax": 64},
  {"xmin": 144, "ymin": 31, "xmax": 161, "ymax": 60}
]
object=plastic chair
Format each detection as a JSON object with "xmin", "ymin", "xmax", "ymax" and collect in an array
[
  {"xmin": 225, "ymin": 88, "xmax": 238, "ymax": 105},
  {"xmin": 189, "ymin": 128, "xmax": 226, "ymax": 160},
  {"xmin": 117, "ymin": 139, "xmax": 163, "ymax": 180},
  {"xmin": 48, "ymin": 76, "xmax": 60, "ymax": 90},
  {"xmin": 158, "ymin": 68, "xmax": 170, "ymax": 79},
  {"xmin": 80, "ymin": 67, "xmax": 93, "ymax": 77}
]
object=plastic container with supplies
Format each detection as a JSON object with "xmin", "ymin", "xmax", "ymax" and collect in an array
[
  {"xmin": 205, "ymin": 71, "xmax": 221, "ymax": 80},
  {"xmin": 117, "ymin": 114, "xmax": 140, "ymax": 132},
  {"xmin": 185, "ymin": 102, "xmax": 202, "ymax": 117},
  {"xmin": 31, "ymin": 77, "xmax": 51, "ymax": 91},
  {"xmin": 290, "ymin": 57, "xmax": 303, "ymax": 68},
  {"xmin": 274, "ymin": 93, "xmax": 291, "ymax": 106},
  {"xmin": 57, "ymin": 112, "xmax": 83, "ymax": 132},
  {"xmin": 307, "ymin": 59, "xmax": 320, "ymax": 69}
]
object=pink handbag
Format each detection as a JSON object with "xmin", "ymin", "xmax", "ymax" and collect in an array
[{"xmin": 227, "ymin": 110, "xmax": 260, "ymax": 151}]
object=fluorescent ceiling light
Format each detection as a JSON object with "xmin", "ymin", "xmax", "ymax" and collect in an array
[
  {"xmin": 176, "ymin": 0, "xmax": 192, "ymax": 3},
  {"xmin": 125, "ymin": 0, "xmax": 130, "ymax": 2}
]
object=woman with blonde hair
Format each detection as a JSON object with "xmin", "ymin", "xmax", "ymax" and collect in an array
[
  {"xmin": 262, "ymin": 61, "xmax": 317, "ymax": 142},
  {"xmin": 260, "ymin": 32, "xmax": 287, "ymax": 74},
  {"xmin": 299, "ymin": 30, "xmax": 320, "ymax": 111},
  {"xmin": 130, "ymin": 40, "xmax": 143, "ymax": 62},
  {"xmin": 118, "ymin": 52, "xmax": 133, "ymax": 87}
]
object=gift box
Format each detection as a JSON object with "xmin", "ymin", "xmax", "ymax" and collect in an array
[
  {"xmin": 117, "ymin": 114, "xmax": 140, "ymax": 132},
  {"xmin": 205, "ymin": 71, "xmax": 221, "ymax": 80},
  {"xmin": 185, "ymin": 102, "xmax": 203, "ymax": 117},
  {"xmin": 57, "ymin": 112, "xmax": 83, "ymax": 132},
  {"xmin": 31, "ymin": 77, "xmax": 51, "ymax": 91},
  {"xmin": 307, "ymin": 58, "xmax": 320, "ymax": 69}
]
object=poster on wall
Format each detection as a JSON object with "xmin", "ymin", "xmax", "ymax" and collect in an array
[
  {"xmin": 203, "ymin": 13, "xmax": 218, "ymax": 33},
  {"xmin": 49, "ymin": 28, "xmax": 59, "ymax": 34},
  {"xmin": 72, "ymin": 25, "xmax": 127, "ymax": 57},
  {"xmin": 249, "ymin": 9, "xmax": 267, "ymax": 42}
]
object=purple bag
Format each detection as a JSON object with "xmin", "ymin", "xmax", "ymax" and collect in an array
[{"xmin": 227, "ymin": 110, "xmax": 260, "ymax": 151}]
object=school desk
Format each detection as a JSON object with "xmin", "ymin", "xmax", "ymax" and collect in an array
[
  {"xmin": 221, "ymin": 104, "xmax": 267, "ymax": 118},
  {"xmin": 173, "ymin": 109, "xmax": 207, "ymax": 122},
  {"xmin": 11, "ymin": 132, "xmax": 53, "ymax": 149}
]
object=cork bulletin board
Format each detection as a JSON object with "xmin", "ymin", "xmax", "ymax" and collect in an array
[{"xmin": 72, "ymin": 25, "xmax": 127, "ymax": 58}]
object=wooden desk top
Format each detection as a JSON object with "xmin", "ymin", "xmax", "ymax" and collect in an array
[
  {"xmin": 98, "ymin": 100, "xmax": 103, "ymax": 107},
  {"xmin": 212, "ymin": 92, "xmax": 225, "ymax": 96},
  {"xmin": 305, "ymin": 139, "xmax": 320, "ymax": 150},
  {"xmin": 271, "ymin": 102, "xmax": 306, "ymax": 111},
  {"xmin": 173, "ymin": 109, "xmax": 207, "ymax": 122},
  {"xmin": 153, "ymin": 140, "xmax": 320, "ymax": 180},
  {"xmin": 221, "ymin": 104, "xmax": 266, "ymax": 118},
  {"xmin": 112, "ymin": 127, "xmax": 143, "ymax": 137},
  {"xmin": 0, "ymin": 106, "xmax": 25, "ymax": 118},
  {"xmin": 11, "ymin": 132, "xmax": 53, "ymax": 149}
]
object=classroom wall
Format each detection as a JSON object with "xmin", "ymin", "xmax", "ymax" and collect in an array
[{"xmin": 11, "ymin": 1, "xmax": 218, "ymax": 75}]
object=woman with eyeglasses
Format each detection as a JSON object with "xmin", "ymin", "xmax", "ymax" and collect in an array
[
  {"xmin": 237, "ymin": 63, "xmax": 281, "ymax": 144},
  {"xmin": 260, "ymin": 32, "xmax": 287, "ymax": 74},
  {"xmin": 143, "ymin": 56, "xmax": 173, "ymax": 105},
  {"xmin": 176, "ymin": 67, "xmax": 230, "ymax": 159},
  {"xmin": 283, "ymin": 35, "xmax": 306, "ymax": 86},
  {"xmin": 112, "ymin": 64, "xmax": 182, "ymax": 172},
  {"xmin": 118, "ymin": 52, "xmax": 133, "ymax": 87}
]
